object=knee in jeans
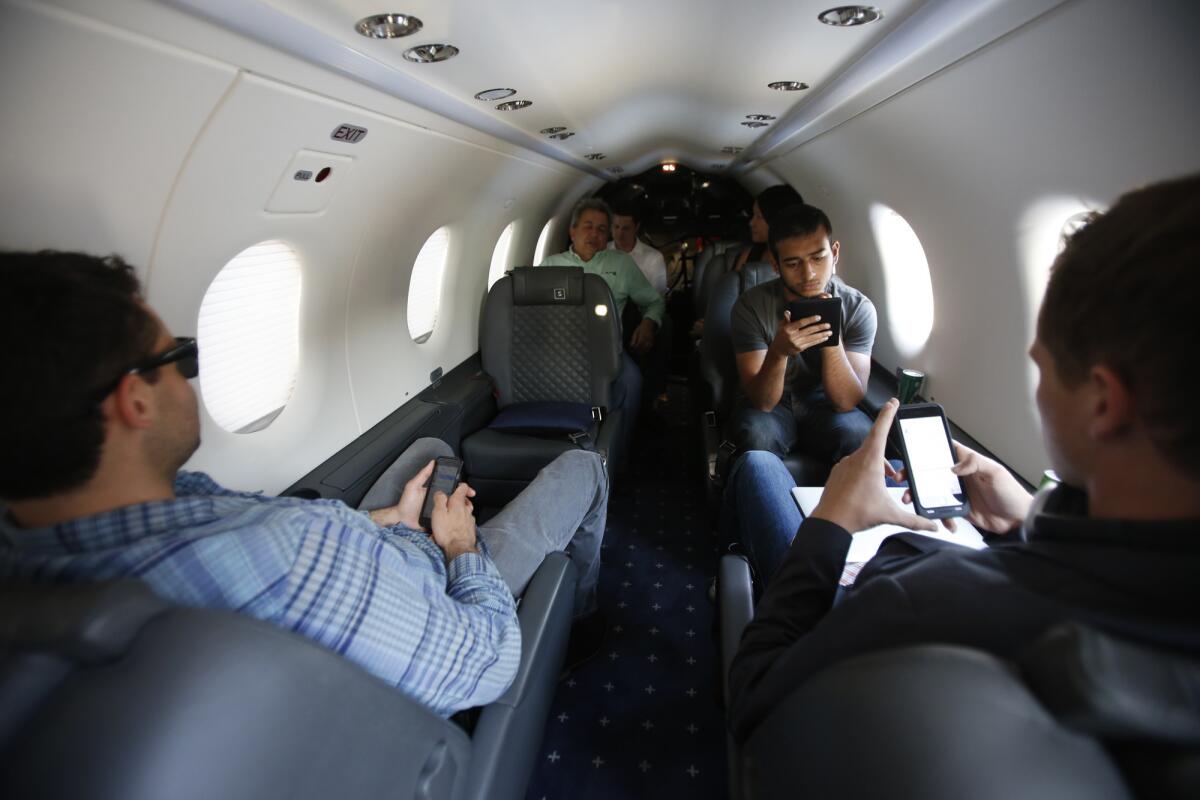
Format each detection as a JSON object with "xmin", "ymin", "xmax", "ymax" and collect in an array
[{"xmin": 737, "ymin": 425, "xmax": 784, "ymax": 454}]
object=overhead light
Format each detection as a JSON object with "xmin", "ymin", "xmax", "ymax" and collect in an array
[
  {"xmin": 818, "ymin": 5, "xmax": 883, "ymax": 26},
  {"xmin": 742, "ymin": 121, "xmax": 769, "ymax": 128},
  {"xmin": 548, "ymin": 131, "xmax": 575, "ymax": 140},
  {"xmin": 584, "ymin": 153, "xmax": 606, "ymax": 161},
  {"xmin": 540, "ymin": 126, "xmax": 567, "ymax": 135},
  {"xmin": 402, "ymin": 43, "xmax": 459, "ymax": 63},
  {"xmin": 661, "ymin": 163, "xmax": 677, "ymax": 173},
  {"xmin": 495, "ymin": 99, "xmax": 533, "ymax": 111},
  {"xmin": 355, "ymin": 13, "xmax": 423, "ymax": 39},
  {"xmin": 768, "ymin": 80, "xmax": 809, "ymax": 91},
  {"xmin": 701, "ymin": 181, "xmax": 711, "ymax": 188},
  {"xmin": 474, "ymin": 88, "xmax": 515, "ymax": 101},
  {"xmin": 746, "ymin": 113, "xmax": 776, "ymax": 121}
]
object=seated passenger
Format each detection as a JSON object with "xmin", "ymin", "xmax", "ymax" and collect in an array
[
  {"xmin": 727, "ymin": 174, "xmax": 1200, "ymax": 743},
  {"xmin": 609, "ymin": 204, "xmax": 673, "ymax": 410},
  {"xmin": 730, "ymin": 204, "xmax": 876, "ymax": 463},
  {"xmin": 541, "ymin": 198, "xmax": 666, "ymax": 445},
  {"xmin": 731, "ymin": 183, "xmax": 803, "ymax": 273},
  {"xmin": 609, "ymin": 205, "xmax": 668, "ymax": 294},
  {"xmin": 691, "ymin": 184, "xmax": 802, "ymax": 339},
  {"xmin": 0, "ymin": 251, "xmax": 609, "ymax": 717}
]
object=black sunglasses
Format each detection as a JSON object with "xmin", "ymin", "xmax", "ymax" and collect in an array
[{"xmin": 96, "ymin": 337, "xmax": 199, "ymax": 402}]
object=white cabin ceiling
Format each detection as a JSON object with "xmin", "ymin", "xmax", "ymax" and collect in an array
[{"xmin": 171, "ymin": 0, "xmax": 923, "ymax": 176}]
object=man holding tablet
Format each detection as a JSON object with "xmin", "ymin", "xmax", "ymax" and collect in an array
[
  {"xmin": 726, "ymin": 174, "xmax": 1200, "ymax": 744},
  {"xmin": 730, "ymin": 204, "xmax": 878, "ymax": 463}
]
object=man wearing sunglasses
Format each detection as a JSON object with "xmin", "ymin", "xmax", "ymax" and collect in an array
[{"xmin": 0, "ymin": 250, "xmax": 609, "ymax": 717}]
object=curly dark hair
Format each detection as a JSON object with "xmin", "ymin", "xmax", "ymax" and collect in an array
[
  {"xmin": 1037, "ymin": 173, "xmax": 1200, "ymax": 478},
  {"xmin": 0, "ymin": 251, "xmax": 159, "ymax": 500}
]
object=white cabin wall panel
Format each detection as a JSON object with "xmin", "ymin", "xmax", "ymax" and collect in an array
[
  {"xmin": 767, "ymin": 0, "xmax": 1200, "ymax": 484},
  {"xmin": 0, "ymin": 0, "xmax": 237, "ymax": 271}
]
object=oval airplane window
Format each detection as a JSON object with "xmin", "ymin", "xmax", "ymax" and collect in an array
[
  {"xmin": 197, "ymin": 240, "xmax": 302, "ymax": 434},
  {"xmin": 407, "ymin": 226, "xmax": 451, "ymax": 343},
  {"xmin": 487, "ymin": 222, "xmax": 515, "ymax": 289},
  {"xmin": 533, "ymin": 218, "xmax": 554, "ymax": 265},
  {"xmin": 870, "ymin": 204, "xmax": 934, "ymax": 358}
]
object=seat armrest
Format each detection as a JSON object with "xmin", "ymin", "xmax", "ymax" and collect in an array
[
  {"xmin": 595, "ymin": 407, "xmax": 622, "ymax": 472},
  {"xmin": 718, "ymin": 554, "xmax": 754, "ymax": 704},
  {"xmin": 463, "ymin": 552, "xmax": 578, "ymax": 800}
]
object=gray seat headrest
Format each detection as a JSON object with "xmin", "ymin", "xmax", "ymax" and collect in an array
[{"xmin": 510, "ymin": 266, "xmax": 584, "ymax": 305}]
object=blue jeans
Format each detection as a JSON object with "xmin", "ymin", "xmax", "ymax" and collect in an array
[
  {"xmin": 611, "ymin": 351, "xmax": 643, "ymax": 465},
  {"xmin": 360, "ymin": 439, "xmax": 608, "ymax": 616},
  {"xmin": 720, "ymin": 450, "xmax": 802, "ymax": 588},
  {"xmin": 732, "ymin": 387, "xmax": 872, "ymax": 463}
]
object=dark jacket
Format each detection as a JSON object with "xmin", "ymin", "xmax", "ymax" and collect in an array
[{"xmin": 727, "ymin": 486, "xmax": 1200, "ymax": 742}]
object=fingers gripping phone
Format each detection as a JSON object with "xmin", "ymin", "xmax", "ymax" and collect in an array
[
  {"xmin": 419, "ymin": 457, "xmax": 463, "ymax": 531},
  {"xmin": 893, "ymin": 403, "xmax": 970, "ymax": 520}
]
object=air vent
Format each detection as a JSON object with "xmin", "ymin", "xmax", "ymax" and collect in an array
[
  {"xmin": 818, "ymin": 5, "xmax": 883, "ymax": 26},
  {"xmin": 746, "ymin": 114, "xmax": 776, "ymax": 121},
  {"xmin": 402, "ymin": 43, "xmax": 459, "ymax": 63},
  {"xmin": 584, "ymin": 153, "xmax": 606, "ymax": 161},
  {"xmin": 355, "ymin": 14, "xmax": 422, "ymax": 39},
  {"xmin": 741, "ymin": 121, "xmax": 768, "ymax": 128},
  {"xmin": 474, "ymin": 88, "xmax": 515, "ymax": 101},
  {"xmin": 540, "ymin": 126, "xmax": 567, "ymax": 135},
  {"xmin": 720, "ymin": 146, "xmax": 744, "ymax": 154},
  {"xmin": 496, "ymin": 99, "xmax": 533, "ymax": 111},
  {"xmin": 768, "ymin": 81, "xmax": 809, "ymax": 91},
  {"xmin": 608, "ymin": 166, "xmax": 625, "ymax": 174},
  {"xmin": 549, "ymin": 131, "xmax": 575, "ymax": 140}
]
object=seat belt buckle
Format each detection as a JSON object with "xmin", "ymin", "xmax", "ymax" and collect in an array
[{"xmin": 591, "ymin": 406, "xmax": 604, "ymax": 424}]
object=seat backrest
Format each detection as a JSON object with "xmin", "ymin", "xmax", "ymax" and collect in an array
[
  {"xmin": 480, "ymin": 267, "xmax": 620, "ymax": 409},
  {"xmin": 741, "ymin": 643, "xmax": 1133, "ymax": 800},
  {"xmin": 696, "ymin": 262, "xmax": 779, "ymax": 418},
  {"xmin": 0, "ymin": 581, "xmax": 471, "ymax": 800}
]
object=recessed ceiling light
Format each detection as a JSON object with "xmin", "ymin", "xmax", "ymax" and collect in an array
[
  {"xmin": 741, "ymin": 121, "xmax": 769, "ymax": 128},
  {"xmin": 474, "ymin": 88, "xmax": 516, "ymax": 101},
  {"xmin": 548, "ymin": 131, "xmax": 575, "ymax": 140},
  {"xmin": 495, "ymin": 99, "xmax": 533, "ymax": 111},
  {"xmin": 768, "ymin": 81, "xmax": 810, "ymax": 91},
  {"xmin": 402, "ymin": 43, "xmax": 459, "ymax": 63},
  {"xmin": 355, "ymin": 13, "xmax": 423, "ymax": 39},
  {"xmin": 701, "ymin": 181, "xmax": 711, "ymax": 188},
  {"xmin": 540, "ymin": 126, "xmax": 566, "ymax": 135},
  {"xmin": 584, "ymin": 153, "xmax": 606, "ymax": 161},
  {"xmin": 746, "ymin": 113, "xmax": 777, "ymax": 121},
  {"xmin": 661, "ymin": 163, "xmax": 677, "ymax": 173},
  {"xmin": 818, "ymin": 5, "xmax": 883, "ymax": 26}
]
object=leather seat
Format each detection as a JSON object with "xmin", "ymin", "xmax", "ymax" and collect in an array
[
  {"xmin": 717, "ymin": 553, "xmax": 1200, "ymax": 800},
  {"xmin": 461, "ymin": 267, "xmax": 621, "ymax": 504},
  {"xmin": 0, "ymin": 552, "xmax": 579, "ymax": 800}
]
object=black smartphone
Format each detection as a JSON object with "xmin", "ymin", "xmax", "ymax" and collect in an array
[
  {"xmin": 419, "ymin": 456, "xmax": 464, "ymax": 530},
  {"xmin": 785, "ymin": 297, "xmax": 842, "ymax": 349},
  {"xmin": 893, "ymin": 403, "xmax": 970, "ymax": 520}
]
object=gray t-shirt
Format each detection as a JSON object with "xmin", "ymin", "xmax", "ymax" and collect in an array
[{"xmin": 731, "ymin": 275, "xmax": 877, "ymax": 398}]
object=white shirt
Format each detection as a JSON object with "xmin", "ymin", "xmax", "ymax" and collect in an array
[{"xmin": 609, "ymin": 238, "xmax": 668, "ymax": 295}]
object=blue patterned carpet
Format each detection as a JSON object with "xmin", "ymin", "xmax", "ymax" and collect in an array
[{"xmin": 526, "ymin": 407, "xmax": 729, "ymax": 799}]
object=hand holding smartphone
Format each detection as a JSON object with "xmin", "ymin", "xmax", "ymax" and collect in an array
[
  {"xmin": 419, "ymin": 456, "xmax": 463, "ymax": 531},
  {"xmin": 893, "ymin": 403, "xmax": 970, "ymax": 520}
]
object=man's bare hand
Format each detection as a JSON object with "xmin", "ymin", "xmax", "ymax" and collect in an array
[
  {"xmin": 369, "ymin": 459, "xmax": 435, "ymax": 530},
  {"xmin": 430, "ymin": 482, "xmax": 479, "ymax": 562},
  {"xmin": 769, "ymin": 310, "xmax": 832, "ymax": 358},
  {"xmin": 630, "ymin": 318, "xmax": 657, "ymax": 354},
  {"xmin": 811, "ymin": 398, "xmax": 938, "ymax": 535},
  {"xmin": 895, "ymin": 441, "xmax": 1032, "ymax": 533}
]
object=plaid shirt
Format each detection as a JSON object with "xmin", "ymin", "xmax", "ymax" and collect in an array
[{"xmin": 0, "ymin": 471, "xmax": 520, "ymax": 717}]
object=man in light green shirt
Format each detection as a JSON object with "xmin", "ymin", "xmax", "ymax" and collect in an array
[
  {"xmin": 540, "ymin": 197, "xmax": 666, "ymax": 460},
  {"xmin": 540, "ymin": 198, "xmax": 665, "ymax": 353}
]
